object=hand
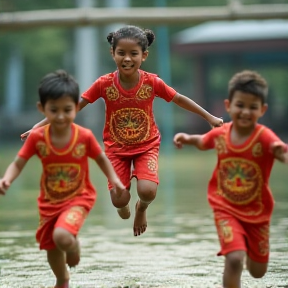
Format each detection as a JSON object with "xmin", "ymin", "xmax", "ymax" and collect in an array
[
  {"xmin": 208, "ymin": 116, "xmax": 223, "ymax": 128},
  {"xmin": 20, "ymin": 129, "xmax": 32, "ymax": 141},
  {"xmin": 113, "ymin": 178, "xmax": 126, "ymax": 198},
  {"xmin": 0, "ymin": 179, "xmax": 10, "ymax": 195},
  {"xmin": 173, "ymin": 133, "xmax": 189, "ymax": 149},
  {"xmin": 271, "ymin": 141, "xmax": 288, "ymax": 163}
]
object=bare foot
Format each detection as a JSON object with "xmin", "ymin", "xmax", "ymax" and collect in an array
[
  {"xmin": 66, "ymin": 239, "xmax": 80, "ymax": 268},
  {"xmin": 117, "ymin": 204, "xmax": 131, "ymax": 219},
  {"xmin": 133, "ymin": 200, "xmax": 147, "ymax": 236},
  {"xmin": 54, "ymin": 280, "xmax": 69, "ymax": 288}
]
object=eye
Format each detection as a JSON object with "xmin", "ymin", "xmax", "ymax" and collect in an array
[{"xmin": 236, "ymin": 103, "xmax": 244, "ymax": 108}]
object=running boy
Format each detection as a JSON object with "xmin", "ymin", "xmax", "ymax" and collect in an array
[
  {"xmin": 0, "ymin": 70, "xmax": 125, "ymax": 288},
  {"xmin": 21, "ymin": 25, "xmax": 223, "ymax": 237},
  {"xmin": 173, "ymin": 70, "xmax": 288, "ymax": 288}
]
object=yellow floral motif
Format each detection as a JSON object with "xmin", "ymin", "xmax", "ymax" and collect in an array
[
  {"xmin": 214, "ymin": 136, "xmax": 227, "ymax": 154},
  {"xmin": 110, "ymin": 108, "xmax": 150, "ymax": 145},
  {"xmin": 252, "ymin": 142, "xmax": 263, "ymax": 157},
  {"xmin": 258, "ymin": 225, "xmax": 269, "ymax": 255},
  {"xmin": 73, "ymin": 143, "xmax": 86, "ymax": 158},
  {"xmin": 106, "ymin": 86, "xmax": 119, "ymax": 101},
  {"xmin": 65, "ymin": 206, "xmax": 87, "ymax": 226},
  {"xmin": 218, "ymin": 219, "xmax": 233, "ymax": 243},
  {"xmin": 136, "ymin": 85, "xmax": 152, "ymax": 100},
  {"xmin": 147, "ymin": 158, "xmax": 157, "ymax": 172},
  {"xmin": 36, "ymin": 141, "xmax": 50, "ymax": 157}
]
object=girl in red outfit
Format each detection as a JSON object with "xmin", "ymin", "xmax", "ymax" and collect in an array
[
  {"xmin": 0, "ymin": 70, "xmax": 125, "ymax": 288},
  {"xmin": 21, "ymin": 25, "xmax": 223, "ymax": 237},
  {"xmin": 173, "ymin": 70, "xmax": 288, "ymax": 288}
]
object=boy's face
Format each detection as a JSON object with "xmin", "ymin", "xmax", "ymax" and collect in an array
[
  {"xmin": 38, "ymin": 95, "xmax": 78, "ymax": 132},
  {"xmin": 225, "ymin": 91, "xmax": 267, "ymax": 130}
]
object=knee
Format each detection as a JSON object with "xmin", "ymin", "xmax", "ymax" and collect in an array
[
  {"xmin": 225, "ymin": 251, "xmax": 245, "ymax": 272},
  {"xmin": 137, "ymin": 180, "xmax": 157, "ymax": 203},
  {"xmin": 247, "ymin": 262, "xmax": 267, "ymax": 278},
  {"xmin": 110, "ymin": 188, "xmax": 131, "ymax": 208},
  {"xmin": 53, "ymin": 227, "xmax": 74, "ymax": 250}
]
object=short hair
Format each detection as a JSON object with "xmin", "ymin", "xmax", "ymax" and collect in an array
[
  {"xmin": 107, "ymin": 25, "xmax": 156, "ymax": 52},
  {"xmin": 38, "ymin": 70, "xmax": 79, "ymax": 106},
  {"xmin": 228, "ymin": 70, "xmax": 268, "ymax": 104}
]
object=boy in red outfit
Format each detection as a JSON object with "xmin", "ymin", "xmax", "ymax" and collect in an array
[
  {"xmin": 0, "ymin": 70, "xmax": 125, "ymax": 288},
  {"xmin": 173, "ymin": 70, "xmax": 288, "ymax": 288}
]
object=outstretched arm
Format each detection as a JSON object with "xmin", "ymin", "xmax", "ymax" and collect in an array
[
  {"xmin": 271, "ymin": 142, "xmax": 288, "ymax": 164},
  {"xmin": 95, "ymin": 152, "xmax": 126, "ymax": 196},
  {"xmin": 0, "ymin": 156, "xmax": 27, "ymax": 195},
  {"xmin": 172, "ymin": 93, "xmax": 223, "ymax": 128},
  {"xmin": 20, "ymin": 98, "xmax": 90, "ymax": 141},
  {"xmin": 173, "ymin": 133, "xmax": 206, "ymax": 150}
]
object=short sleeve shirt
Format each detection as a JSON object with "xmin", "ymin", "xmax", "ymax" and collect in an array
[
  {"xmin": 202, "ymin": 122, "xmax": 286, "ymax": 223},
  {"xmin": 82, "ymin": 69, "xmax": 177, "ymax": 155},
  {"xmin": 18, "ymin": 123, "xmax": 102, "ymax": 216}
]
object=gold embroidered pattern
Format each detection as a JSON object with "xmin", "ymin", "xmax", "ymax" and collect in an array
[
  {"xmin": 147, "ymin": 157, "xmax": 157, "ymax": 172},
  {"xmin": 36, "ymin": 141, "xmax": 50, "ymax": 157},
  {"xmin": 110, "ymin": 108, "xmax": 150, "ymax": 145},
  {"xmin": 42, "ymin": 163, "xmax": 84, "ymax": 203},
  {"xmin": 258, "ymin": 224, "xmax": 269, "ymax": 256},
  {"xmin": 217, "ymin": 158, "xmax": 263, "ymax": 205},
  {"xmin": 136, "ymin": 84, "xmax": 152, "ymax": 100},
  {"xmin": 252, "ymin": 142, "xmax": 263, "ymax": 157},
  {"xmin": 65, "ymin": 206, "xmax": 87, "ymax": 226},
  {"xmin": 106, "ymin": 86, "xmax": 119, "ymax": 101},
  {"xmin": 214, "ymin": 135, "xmax": 227, "ymax": 154},
  {"xmin": 73, "ymin": 143, "xmax": 86, "ymax": 158},
  {"xmin": 218, "ymin": 219, "xmax": 233, "ymax": 243}
]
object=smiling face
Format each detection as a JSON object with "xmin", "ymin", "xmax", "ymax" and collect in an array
[
  {"xmin": 111, "ymin": 38, "xmax": 148, "ymax": 81},
  {"xmin": 38, "ymin": 95, "xmax": 78, "ymax": 133},
  {"xmin": 225, "ymin": 91, "xmax": 268, "ymax": 133}
]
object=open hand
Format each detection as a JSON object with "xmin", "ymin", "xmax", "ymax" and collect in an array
[{"xmin": 0, "ymin": 179, "xmax": 10, "ymax": 195}]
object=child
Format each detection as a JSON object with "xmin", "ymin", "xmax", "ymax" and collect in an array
[
  {"xmin": 173, "ymin": 70, "xmax": 288, "ymax": 288},
  {"xmin": 0, "ymin": 70, "xmax": 125, "ymax": 288},
  {"xmin": 21, "ymin": 25, "xmax": 223, "ymax": 237}
]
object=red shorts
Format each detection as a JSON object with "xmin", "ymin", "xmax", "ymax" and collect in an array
[
  {"xmin": 36, "ymin": 206, "xmax": 88, "ymax": 250},
  {"xmin": 106, "ymin": 146, "xmax": 159, "ymax": 190},
  {"xmin": 214, "ymin": 210, "xmax": 270, "ymax": 263}
]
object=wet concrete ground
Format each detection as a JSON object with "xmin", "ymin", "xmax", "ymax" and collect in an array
[{"xmin": 0, "ymin": 211, "xmax": 287, "ymax": 288}]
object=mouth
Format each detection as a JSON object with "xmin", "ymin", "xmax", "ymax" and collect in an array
[{"xmin": 122, "ymin": 64, "xmax": 134, "ymax": 69}]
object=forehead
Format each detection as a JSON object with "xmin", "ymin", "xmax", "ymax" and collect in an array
[
  {"xmin": 44, "ymin": 96, "xmax": 76, "ymax": 107},
  {"xmin": 115, "ymin": 38, "xmax": 142, "ymax": 50},
  {"xmin": 232, "ymin": 91, "xmax": 262, "ymax": 104}
]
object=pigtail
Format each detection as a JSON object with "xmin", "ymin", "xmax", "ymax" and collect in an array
[
  {"xmin": 144, "ymin": 29, "xmax": 156, "ymax": 47},
  {"xmin": 107, "ymin": 32, "xmax": 114, "ymax": 45}
]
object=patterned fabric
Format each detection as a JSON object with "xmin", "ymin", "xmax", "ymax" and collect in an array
[
  {"xmin": 202, "ymin": 122, "xmax": 286, "ymax": 223},
  {"xmin": 82, "ymin": 69, "xmax": 177, "ymax": 155},
  {"xmin": 18, "ymin": 123, "xmax": 102, "ymax": 244}
]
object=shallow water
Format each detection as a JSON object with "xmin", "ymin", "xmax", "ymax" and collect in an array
[{"xmin": 0, "ymin": 148, "xmax": 287, "ymax": 288}]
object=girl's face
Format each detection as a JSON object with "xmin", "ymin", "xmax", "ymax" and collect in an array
[
  {"xmin": 111, "ymin": 38, "xmax": 148, "ymax": 79},
  {"xmin": 38, "ymin": 95, "xmax": 78, "ymax": 133},
  {"xmin": 225, "ymin": 91, "xmax": 267, "ymax": 132}
]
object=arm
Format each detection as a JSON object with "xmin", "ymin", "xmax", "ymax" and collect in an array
[
  {"xmin": 95, "ymin": 152, "xmax": 125, "ymax": 196},
  {"xmin": 21, "ymin": 98, "xmax": 90, "ymax": 141},
  {"xmin": 0, "ymin": 156, "xmax": 27, "ymax": 195},
  {"xmin": 271, "ymin": 142, "xmax": 288, "ymax": 164},
  {"xmin": 172, "ymin": 93, "xmax": 223, "ymax": 128},
  {"xmin": 173, "ymin": 133, "xmax": 206, "ymax": 150}
]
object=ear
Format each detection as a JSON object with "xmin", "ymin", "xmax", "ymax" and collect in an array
[
  {"xmin": 224, "ymin": 99, "xmax": 230, "ymax": 113},
  {"xmin": 37, "ymin": 102, "xmax": 44, "ymax": 114},
  {"xmin": 142, "ymin": 50, "xmax": 149, "ymax": 62},
  {"xmin": 260, "ymin": 103, "xmax": 268, "ymax": 116}
]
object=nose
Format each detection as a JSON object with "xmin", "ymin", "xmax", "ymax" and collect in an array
[
  {"xmin": 124, "ymin": 54, "xmax": 131, "ymax": 61},
  {"xmin": 242, "ymin": 108, "xmax": 250, "ymax": 115},
  {"xmin": 57, "ymin": 112, "xmax": 65, "ymax": 120}
]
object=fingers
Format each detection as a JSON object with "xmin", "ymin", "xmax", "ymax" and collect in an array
[
  {"xmin": 20, "ymin": 130, "xmax": 31, "ymax": 141},
  {"xmin": 0, "ymin": 180, "xmax": 10, "ymax": 195}
]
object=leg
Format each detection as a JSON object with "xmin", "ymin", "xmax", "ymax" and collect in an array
[
  {"xmin": 110, "ymin": 187, "xmax": 131, "ymax": 219},
  {"xmin": 223, "ymin": 250, "xmax": 246, "ymax": 288},
  {"xmin": 246, "ymin": 257, "xmax": 267, "ymax": 278},
  {"xmin": 134, "ymin": 179, "xmax": 157, "ymax": 236},
  {"xmin": 53, "ymin": 227, "xmax": 80, "ymax": 268},
  {"xmin": 46, "ymin": 248, "xmax": 69, "ymax": 288}
]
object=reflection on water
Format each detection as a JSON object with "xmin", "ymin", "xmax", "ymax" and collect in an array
[{"xmin": 0, "ymin": 147, "xmax": 287, "ymax": 287}]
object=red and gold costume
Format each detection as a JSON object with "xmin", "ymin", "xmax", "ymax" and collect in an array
[
  {"xmin": 18, "ymin": 123, "xmax": 102, "ymax": 249},
  {"xmin": 202, "ymin": 122, "xmax": 287, "ymax": 262},
  {"xmin": 82, "ymin": 70, "xmax": 176, "ymax": 188}
]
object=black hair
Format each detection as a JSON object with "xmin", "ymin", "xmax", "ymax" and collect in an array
[
  {"xmin": 107, "ymin": 25, "xmax": 155, "ymax": 52},
  {"xmin": 38, "ymin": 70, "xmax": 79, "ymax": 106},
  {"xmin": 228, "ymin": 70, "xmax": 268, "ymax": 104}
]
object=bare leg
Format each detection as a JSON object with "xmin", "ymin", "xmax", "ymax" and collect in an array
[
  {"xmin": 53, "ymin": 227, "xmax": 80, "ymax": 268},
  {"xmin": 46, "ymin": 248, "xmax": 69, "ymax": 288},
  {"xmin": 134, "ymin": 179, "xmax": 157, "ymax": 236},
  {"xmin": 110, "ymin": 188, "xmax": 131, "ymax": 219},
  {"xmin": 246, "ymin": 256, "xmax": 267, "ymax": 278},
  {"xmin": 223, "ymin": 250, "xmax": 246, "ymax": 288}
]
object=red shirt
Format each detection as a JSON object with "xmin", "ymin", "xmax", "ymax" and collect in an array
[
  {"xmin": 18, "ymin": 123, "xmax": 102, "ymax": 217},
  {"xmin": 82, "ymin": 70, "xmax": 177, "ymax": 155},
  {"xmin": 202, "ymin": 122, "xmax": 286, "ymax": 223}
]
